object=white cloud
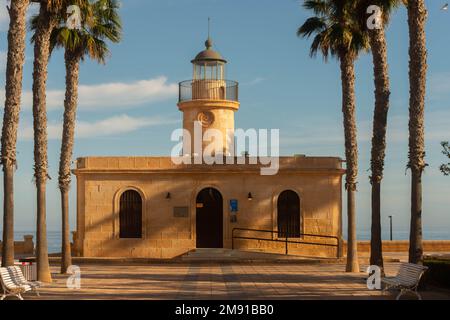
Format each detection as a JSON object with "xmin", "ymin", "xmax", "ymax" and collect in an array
[
  {"xmin": 19, "ymin": 114, "xmax": 178, "ymax": 140},
  {"xmin": 241, "ymin": 77, "xmax": 266, "ymax": 86},
  {"xmin": 74, "ymin": 77, "xmax": 178, "ymax": 110},
  {"xmin": 1, "ymin": 76, "xmax": 178, "ymax": 111}
]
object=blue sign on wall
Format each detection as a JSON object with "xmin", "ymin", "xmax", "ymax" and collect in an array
[{"xmin": 230, "ymin": 199, "xmax": 238, "ymax": 212}]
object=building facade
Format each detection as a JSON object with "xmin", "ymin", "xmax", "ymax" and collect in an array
[{"xmin": 73, "ymin": 38, "xmax": 345, "ymax": 259}]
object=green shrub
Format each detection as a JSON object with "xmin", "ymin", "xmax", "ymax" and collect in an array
[{"xmin": 423, "ymin": 259, "xmax": 450, "ymax": 289}]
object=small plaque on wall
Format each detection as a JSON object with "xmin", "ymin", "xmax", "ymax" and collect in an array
[{"xmin": 173, "ymin": 206, "xmax": 189, "ymax": 218}]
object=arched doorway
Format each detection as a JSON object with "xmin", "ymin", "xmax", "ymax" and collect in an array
[
  {"xmin": 119, "ymin": 190, "xmax": 142, "ymax": 238},
  {"xmin": 196, "ymin": 188, "xmax": 223, "ymax": 248},
  {"xmin": 277, "ymin": 190, "xmax": 301, "ymax": 238}
]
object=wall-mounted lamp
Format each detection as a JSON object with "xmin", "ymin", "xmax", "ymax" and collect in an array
[
  {"xmin": 247, "ymin": 192, "xmax": 253, "ymax": 201},
  {"xmin": 166, "ymin": 192, "xmax": 171, "ymax": 200}
]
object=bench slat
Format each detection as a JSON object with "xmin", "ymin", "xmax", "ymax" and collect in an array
[
  {"xmin": 385, "ymin": 263, "xmax": 427, "ymax": 288},
  {"xmin": 0, "ymin": 267, "xmax": 33, "ymax": 293}
]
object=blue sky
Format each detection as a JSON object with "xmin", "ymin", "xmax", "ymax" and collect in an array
[{"xmin": 0, "ymin": 0, "xmax": 449, "ymax": 238}]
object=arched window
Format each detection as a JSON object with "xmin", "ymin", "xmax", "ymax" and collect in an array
[
  {"xmin": 277, "ymin": 190, "xmax": 300, "ymax": 238},
  {"xmin": 119, "ymin": 190, "xmax": 142, "ymax": 238}
]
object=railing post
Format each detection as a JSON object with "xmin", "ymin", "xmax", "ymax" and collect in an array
[
  {"xmin": 338, "ymin": 237, "xmax": 343, "ymax": 259},
  {"xmin": 285, "ymin": 235, "xmax": 288, "ymax": 255},
  {"xmin": 232, "ymin": 228, "xmax": 234, "ymax": 250}
]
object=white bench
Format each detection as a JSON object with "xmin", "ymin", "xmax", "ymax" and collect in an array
[
  {"xmin": 382, "ymin": 263, "xmax": 428, "ymax": 300},
  {"xmin": 9, "ymin": 266, "xmax": 42, "ymax": 297},
  {"xmin": 0, "ymin": 267, "xmax": 32, "ymax": 300}
]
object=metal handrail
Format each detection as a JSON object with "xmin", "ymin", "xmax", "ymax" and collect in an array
[
  {"xmin": 178, "ymin": 79, "xmax": 239, "ymax": 103},
  {"xmin": 232, "ymin": 227, "xmax": 341, "ymax": 258}
]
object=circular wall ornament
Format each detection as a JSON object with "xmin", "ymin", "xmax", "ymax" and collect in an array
[{"xmin": 197, "ymin": 111, "xmax": 215, "ymax": 127}]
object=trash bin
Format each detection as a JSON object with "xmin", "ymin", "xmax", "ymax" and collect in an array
[{"xmin": 14, "ymin": 260, "xmax": 37, "ymax": 281}]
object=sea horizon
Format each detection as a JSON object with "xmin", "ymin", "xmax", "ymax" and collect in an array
[{"xmin": 5, "ymin": 228, "xmax": 450, "ymax": 254}]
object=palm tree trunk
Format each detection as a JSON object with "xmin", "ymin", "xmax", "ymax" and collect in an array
[
  {"xmin": 60, "ymin": 189, "xmax": 71, "ymax": 273},
  {"xmin": 339, "ymin": 51, "xmax": 359, "ymax": 273},
  {"xmin": 410, "ymin": 170, "xmax": 423, "ymax": 262},
  {"xmin": 407, "ymin": 0, "xmax": 427, "ymax": 264},
  {"xmin": 371, "ymin": 182, "xmax": 383, "ymax": 265},
  {"xmin": 369, "ymin": 27, "xmax": 391, "ymax": 272},
  {"xmin": 32, "ymin": 3, "xmax": 57, "ymax": 283},
  {"xmin": 1, "ymin": 0, "xmax": 29, "ymax": 267},
  {"xmin": 59, "ymin": 52, "xmax": 80, "ymax": 274}
]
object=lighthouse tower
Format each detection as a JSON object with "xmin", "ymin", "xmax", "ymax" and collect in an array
[{"xmin": 177, "ymin": 37, "xmax": 240, "ymax": 157}]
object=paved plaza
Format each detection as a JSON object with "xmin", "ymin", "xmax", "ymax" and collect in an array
[{"xmin": 23, "ymin": 261, "xmax": 450, "ymax": 300}]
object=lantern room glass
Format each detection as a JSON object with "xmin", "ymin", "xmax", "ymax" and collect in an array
[{"xmin": 193, "ymin": 61, "xmax": 225, "ymax": 81}]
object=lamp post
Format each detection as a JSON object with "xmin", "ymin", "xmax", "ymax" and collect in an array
[{"xmin": 388, "ymin": 215, "xmax": 393, "ymax": 241}]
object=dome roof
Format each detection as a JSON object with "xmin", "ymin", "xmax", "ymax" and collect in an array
[{"xmin": 191, "ymin": 38, "xmax": 227, "ymax": 64}]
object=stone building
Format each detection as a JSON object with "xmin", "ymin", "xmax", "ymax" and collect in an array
[{"xmin": 73, "ymin": 37, "xmax": 345, "ymax": 259}]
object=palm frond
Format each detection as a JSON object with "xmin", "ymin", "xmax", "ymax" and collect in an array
[
  {"xmin": 297, "ymin": 0, "xmax": 370, "ymax": 61},
  {"xmin": 303, "ymin": 0, "xmax": 330, "ymax": 16},
  {"xmin": 354, "ymin": 0, "xmax": 401, "ymax": 28},
  {"xmin": 41, "ymin": 0, "xmax": 122, "ymax": 63},
  {"xmin": 297, "ymin": 17, "xmax": 327, "ymax": 38}
]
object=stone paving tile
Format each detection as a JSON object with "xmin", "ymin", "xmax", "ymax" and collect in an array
[{"xmin": 14, "ymin": 262, "xmax": 449, "ymax": 300}]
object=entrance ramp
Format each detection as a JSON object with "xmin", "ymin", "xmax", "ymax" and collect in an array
[{"xmin": 181, "ymin": 248, "xmax": 342, "ymax": 263}]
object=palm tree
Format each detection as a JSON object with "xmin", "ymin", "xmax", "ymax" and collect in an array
[
  {"xmin": 30, "ymin": 0, "xmax": 68, "ymax": 283},
  {"xmin": 30, "ymin": 0, "xmax": 90, "ymax": 282},
  {"xmin": 355, "ymin": 0, "xmax": 400, "ymax": 272},
  {"xmin": 1, "ymin": 0, "xmax": 30, "ymax": 267},
  {"xmin": 49, "ymin": 0, "xmax": 122, "ymax": 274},
  {"xmin": 406, "ymin": 0, "xmax": 427, "ymax": 264},
  {"xmin": 297, "ymin": 0, "xmax": 369, "ymax": 272}
]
